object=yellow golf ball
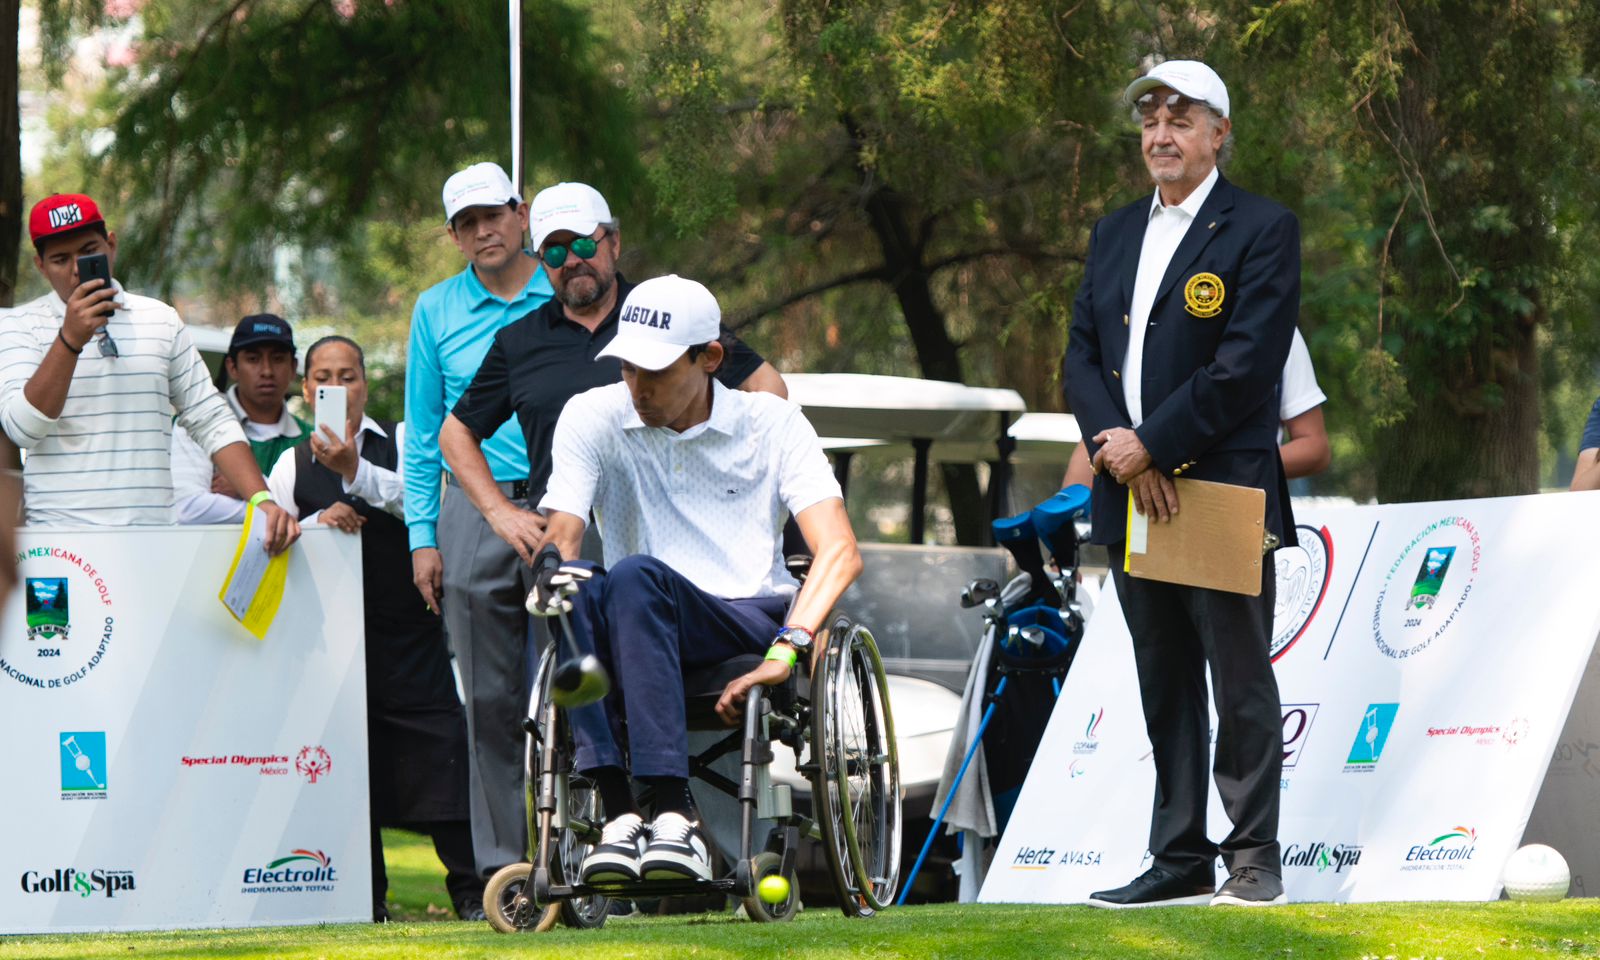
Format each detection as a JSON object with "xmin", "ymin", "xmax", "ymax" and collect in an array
[{"xmin": 757, "ymin": 874, "xmax": 791, "ymax": 904}]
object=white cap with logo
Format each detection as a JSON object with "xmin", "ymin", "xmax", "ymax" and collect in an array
[
  {"xmin": 1123, "ymin": 59, "xmax": 1230, "ymax": 118},
  {"xmin": 596, "ymin": 275, "xmax": 721, "ymax": 372},
  {"xmin": 530, "ymin": 182, "xmax": 613, "ymax": 251},
  {"xmin": 442, "ymin": 162, "xmax": 522, "ymax": 224}
]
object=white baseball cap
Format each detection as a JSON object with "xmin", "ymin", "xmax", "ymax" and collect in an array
[
  {"xmin": 442, "ymin": 162, "xmax": 522, "ymax": 224},
  {"xmin": 1124, "ymin": 60, "xmax": 1230, "ymax": 118},
  {"xmin": 596, "ymin": 275, "xmax": 721, "ymax": 371},
  {"xmin": 530, "ymin": 182, "xmax": 613, "ymax": 252}
]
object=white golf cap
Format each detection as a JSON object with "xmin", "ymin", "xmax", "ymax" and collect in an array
[
  {"xmin": 530, "ymin": 182, "xmax": 613, "ymax": 251},
  {"xmin": 1124, "ymin": 59, "xmax": 1230, "ymax": 118},
  {"xmin": 442, "ymin": 162, "xmax": 521, "ymax": 224},
  {"xmin": 596, "ymin": 275, "xmax": 721, "ymax": 372}
]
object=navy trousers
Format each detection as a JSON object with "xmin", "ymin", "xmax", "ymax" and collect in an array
[{"xmin": 554, "ymin": 555, "xmax": 787, "ymax": 779}]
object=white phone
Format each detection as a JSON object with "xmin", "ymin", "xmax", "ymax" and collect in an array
[{"xmin": 314, "ymin": 385, "xmax": 347, "ymax": 444}]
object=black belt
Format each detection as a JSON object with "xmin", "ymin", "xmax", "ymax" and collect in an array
[{"xmin": 446, "ymin": 473, "xmax": 531, "ymax": 500}]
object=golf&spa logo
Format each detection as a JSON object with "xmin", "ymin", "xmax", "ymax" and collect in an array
[
  {"xmin": 2, "ymin": 546, "xmax": 116, "ymax": 690},
  {"xmin": 1073, "ymin": 708, "xmax": 1104, "ymax": 756},
  {"xmin": 1271, "ymin": 525, "xmax": 1333, "ymax": 662},
  {"xmin": 242, "ymin": 849, "xmax": 339, "ymax": 894},
  {"xmin": 1344, "ymin": 703, "xmax": 1399, "ymax": 772},
  {"xmin": 20, "ymin": 866, "xmax": 136, "ymax": 898},
  {"xmin": 60, "ymin": 731, "xmax": 108, "ymax": 800},
  {"xmin": 1372, "ymin": 517, "xmax": 1480, "ymax": 660},
  {"xmin": 1282, "ymin": 841, "xmax": 1363, "ymax": 874},
  {"xmin": 1402, "ymin": 826, "xmax": 1478, "ymax": 872}
]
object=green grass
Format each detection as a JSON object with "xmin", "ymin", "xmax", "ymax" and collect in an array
[{"xmin": 8, "ymin": 834, "xmax": 1600, "ymax": 959}]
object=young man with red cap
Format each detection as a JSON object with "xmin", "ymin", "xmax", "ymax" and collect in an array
[{"xmin": 0, "ymin": 194, "xmax": 297, "ymax": 552}]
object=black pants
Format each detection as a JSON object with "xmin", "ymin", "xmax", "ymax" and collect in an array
[
  {"xmin": 1110, "ymin": 553, "xmax": 1282, "ymax": 879},
  {"xmin": 371, "ymin": 819, "xmax": 482, "ymax": 918}
]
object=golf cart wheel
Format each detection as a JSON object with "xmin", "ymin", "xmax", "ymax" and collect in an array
[
  {"xmin": 741, "ymin": 851, "xmax": 799, "ymax": 922},
  {"xmin": 811, "ymin": 617, "xmax": 903, "ymax": 916},
  {"xmin": 484, "ymin": 863, "xmax": 552, "ymax": 933}
]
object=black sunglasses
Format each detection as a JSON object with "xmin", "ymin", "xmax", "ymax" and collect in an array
[
  {"xmin": 541, "ymin": 231, "xmax": 607, "ymax": 269},
  {"xmin": 1133, "ymin": 92, "xmax": 1210, "ymax": 121}
]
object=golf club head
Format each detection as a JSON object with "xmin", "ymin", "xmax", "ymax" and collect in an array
[
  {"xmin": 961, "ymin": 578, "xmax": 1001, "ymax": 608},
  {"xmin": 551, "ymin": 654, "xmax": 610, "ymax": 708}
]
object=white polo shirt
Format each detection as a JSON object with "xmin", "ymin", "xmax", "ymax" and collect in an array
[{"xmin": 540, "ymin": 379, "xmax": 842, "ymax": 600}]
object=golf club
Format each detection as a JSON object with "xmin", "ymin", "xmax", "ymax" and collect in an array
[{"xmin": 524, "ymin": 566, "xmax": 611, "ymax": 708}]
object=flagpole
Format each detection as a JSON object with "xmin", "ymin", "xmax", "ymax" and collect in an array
[{"xmin": 508, "ymin": 0, "xmax": 523, "ymax": 197}]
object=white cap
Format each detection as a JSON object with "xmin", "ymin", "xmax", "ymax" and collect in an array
[
  {"xmin": 442, "ymin": 162, "xmax": 521, "ymax": 224},
  {"xmin": 530, "ymin": 182, "xmax": 613, "ymax": 251},
  {"xmin": 596, "ymin": 275, "xmax": 721, "ymax": 371},
  {"xmin": 1124, "ymin": 60, "xmax": 1230, "ymax": 118}
]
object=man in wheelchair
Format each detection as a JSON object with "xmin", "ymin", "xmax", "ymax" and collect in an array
[{"xmin": 527, "ymin": 274, "xmax": 862, "ymax": 887}]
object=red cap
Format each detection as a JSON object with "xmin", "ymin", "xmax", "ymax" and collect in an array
[{"xmin": 28, "ymin": 194, "xmax": 105, "ymax": 245}]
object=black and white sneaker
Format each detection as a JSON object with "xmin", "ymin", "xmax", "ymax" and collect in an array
[
  {"xmin": 580, "ymin": 813, "xmax": 647, "ymax": 885},
  {"xmin": 640, "ymin": 812, "xmax": 712, "ymax": 881}
]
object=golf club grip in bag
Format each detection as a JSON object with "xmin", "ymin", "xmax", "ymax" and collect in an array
[{"xmin": 1032, "ymin": 484, "xmax": 1091, "ymax": 571}]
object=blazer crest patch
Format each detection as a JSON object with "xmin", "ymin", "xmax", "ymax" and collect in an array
[{"xmin": 1183, "ymin": 272, "xmax": 1225, "ymax": 318}]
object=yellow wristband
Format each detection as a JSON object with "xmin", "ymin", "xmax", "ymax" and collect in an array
[
  {"xmin": 248, "ymin": 491, "xmax": 273, "ymax": 508},
  {"xmin": 764, "ymin": 644, "xmax": 798, "ymax": 669}
]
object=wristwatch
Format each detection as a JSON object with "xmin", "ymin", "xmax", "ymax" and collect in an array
[{"xmin": 774, "ymin": 625, "xmax": 814, "ymax": 652}]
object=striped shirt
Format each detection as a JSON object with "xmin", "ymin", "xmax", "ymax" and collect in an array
[{"xmin": 0, "ymin": 286, "xmax": 245, "ymax": 525}]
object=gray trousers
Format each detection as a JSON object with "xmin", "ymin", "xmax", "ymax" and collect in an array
[{"xmin": 439, "ymin": 483, "xmax": 536, "ymax": 876}]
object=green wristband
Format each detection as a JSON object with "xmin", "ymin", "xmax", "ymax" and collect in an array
[
  {"xmin": 248, "ymin": 490, "xmax": 273, "ymax": 508},
  {"xmin": 764, "ymin": 644, "xmax": 798, "ymax": 669}
]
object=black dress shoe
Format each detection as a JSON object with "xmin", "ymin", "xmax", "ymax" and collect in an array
[
  {"xmin": 1210, "ymin": 866, "xmax": 1286, "ymax": 906},
  {"xmin": 1087, "ymin": 866, "xmax": 1214, "ymax": 908}
]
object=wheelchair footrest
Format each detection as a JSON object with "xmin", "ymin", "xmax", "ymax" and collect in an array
[{"xmin": 552, "ymin": 876, "xmax": 743, "ymax": 900}]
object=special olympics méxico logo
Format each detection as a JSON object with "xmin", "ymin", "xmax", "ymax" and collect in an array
[
  {"xmin": 2, "ymin": 547, "xmax": 116, "ymax": 689},
  {"xmin": 295, "ymin": 746, "xmax": 332, "ymax": 784},
  {"xmin": 1272, "ymin": 525, "xmax": 1333, "ymax": 661},
  {"xmin": 1372, "ymin": 517, "xmax": 1480, "ymax": 659}
]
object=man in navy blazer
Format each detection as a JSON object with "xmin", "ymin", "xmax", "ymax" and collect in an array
[{"xmin": 1064, "ymin": 60, "xmax": 1297, "ymax": 908}]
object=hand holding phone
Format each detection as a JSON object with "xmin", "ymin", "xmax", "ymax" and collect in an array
[
  {"xmin": 75, "ymin": 254, "xmax": 115, "ymax": 319},
  {"xmin": 314, "ymin": 385, "xmax": 348, "ymax": 443}
]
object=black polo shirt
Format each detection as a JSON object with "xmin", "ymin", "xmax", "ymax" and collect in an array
[{"xmin": 451, "ymin": 274, "xmax": 766, "ymax": 499}]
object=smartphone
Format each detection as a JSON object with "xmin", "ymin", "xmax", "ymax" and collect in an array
[
  {"xmin": 75, "ymin": 253, "xmax": 115, "ymax": 318},
  {"xmin": 314, "ymin": 385, "xmax": 347, "ymax": 444}
]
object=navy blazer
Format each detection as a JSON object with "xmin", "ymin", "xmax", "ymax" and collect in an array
[{"xmin": 1064, "ymin": 173, "xmax": 1298, "ymax": 548}]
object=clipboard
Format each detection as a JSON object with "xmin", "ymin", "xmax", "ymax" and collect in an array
[{"xmin": 1124, "ymin": 478, "xmax": 1266, "ymax": 596}]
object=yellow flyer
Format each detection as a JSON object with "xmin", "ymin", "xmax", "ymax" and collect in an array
[{"xmin": 217, "ymin": 505, "xmax": 289, "ymax": 639}]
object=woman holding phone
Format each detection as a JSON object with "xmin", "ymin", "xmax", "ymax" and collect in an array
[{"xmin": 266, "ymin": 335, "xmax": 484, "ymax": 922}]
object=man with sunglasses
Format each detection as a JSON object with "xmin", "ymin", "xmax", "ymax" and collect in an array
[
  {"xmin": 440, "ymin": 181, "xmax": 786, "ymax": 569},
  {"xmin": 1064, "ymin": 60, "xmax": 1299, "ymax": 908},
  {"xmin": 0, "ymin": 194, "xmax": 298, "ymax": 554},
  {"xmin": 403, "ymin": 161, "xmax": 556, "ymax": 892}
]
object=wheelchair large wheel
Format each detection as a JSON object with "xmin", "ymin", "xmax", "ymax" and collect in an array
[
  {"xmin": 811, "ymin": 616, "xmax": 902, "ymax": 916},
  {"xmin": 527, "ymin": 646, "xmax": 609, "ymax": 929}
]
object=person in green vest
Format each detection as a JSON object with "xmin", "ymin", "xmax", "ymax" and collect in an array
[{"xmin": 171, "ymin": 313, "xmax": 311, "ymax": 523}]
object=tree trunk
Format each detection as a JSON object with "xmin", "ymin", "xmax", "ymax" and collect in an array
[
  {"xmin": 0, "ymin": 0, "xmax": 20, "ymax": 309},
  {"xmin": 843, "ymin": 115, "xmax": 988, "ymax": 545}
]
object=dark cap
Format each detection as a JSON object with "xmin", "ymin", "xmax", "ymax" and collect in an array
[{"xmin": 229, "ymin": 314, "xmax": 296, "ymax": 354}]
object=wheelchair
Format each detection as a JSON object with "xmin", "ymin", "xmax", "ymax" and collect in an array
[{"xmin": 483, "ymin": 561, "xmax": 903, "ymax": 931}]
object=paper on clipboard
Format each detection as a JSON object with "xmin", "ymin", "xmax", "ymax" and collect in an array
[
  {"xmin": 1123, "ymin": 478, "xmax": 1266, "ymax": 596},
  {"xmin": 218, "ymin": 505, "xmax": 289, "ymax": 639}
]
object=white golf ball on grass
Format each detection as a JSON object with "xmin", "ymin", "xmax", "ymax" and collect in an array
[{"xmin": 1502, "ymin": 844, "xmax": 1571, "ymax": 902}]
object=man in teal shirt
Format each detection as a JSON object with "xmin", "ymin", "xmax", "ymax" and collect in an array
[{"xmin": 404, "ymin": 161, "xmax": 553, "ymax": 883}]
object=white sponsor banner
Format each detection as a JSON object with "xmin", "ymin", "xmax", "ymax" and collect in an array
[
  {"xmin": 0, "ymin": 526, "xmax": 369, "ymax": 932},
  {"xmin": 982, "ymin": 492, "xmax": 1600, "ymax": 903}
]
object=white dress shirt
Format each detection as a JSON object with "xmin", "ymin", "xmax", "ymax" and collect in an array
[
  {"xmin": 265, "ymin": 417, "xmax": 406, "ymax": 522},
  {"xmin": 1278, "ymin": 328, "xmax": 1325, "ymax": 421},
  {"xmin": 540, "ymin": 379, "xmax": 843, "ymax": 600},
  {"xmin": 171, "ymin": 384, "xmax": 307, "ymax": 524},
  {"xmin": 1123, "ymin": 166, "xmax": 1220, "ymax": 426}
]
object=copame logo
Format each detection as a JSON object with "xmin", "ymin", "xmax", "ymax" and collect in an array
[
  {"xmin": 60, "ymin": 731, "xmax": 107, "ymax": 800},
  {"xmin": 1272, "ymin": 525, "xmax": 1333, "ymax": 661},
  {"xmin": 1073, "ymin": 708, "xmax": 1104, "ymax": 756},
  {"xmin": 242, "ymin": 849, "xmax": 339, "ymax": 894},
  {"xmin": 1403, "ymin": 826, "xmax": 1478, "ymax": 872},
  {"xmin": 20, "ymin": 867, "xmax": 135, "ymax": 898},
  {"xmin": 1282, "ymin": 841, "xmax": 1363, "ymax": 874},
  {"xmin": 1344, "ymin": 703, "xmax": 1399, "ymax": 771},
  {"xmin": 1372, "ymin": 518, "xmax": 1480, "ymax": 659}
]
